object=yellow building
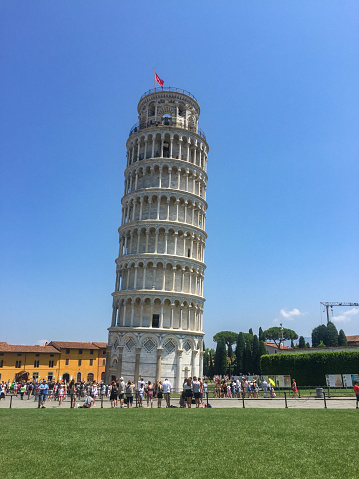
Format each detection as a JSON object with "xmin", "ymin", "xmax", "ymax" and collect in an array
[
  {"xmin": 48, "ymin": 341, "xmax": 107, "ymax": 383},
  {"xmin": 0, "ymin": 341, "xmax": 107, "ymax": 383},
  {"xmin": 0, "ymin": 342, "xmax": 60, "ymax": 383}
]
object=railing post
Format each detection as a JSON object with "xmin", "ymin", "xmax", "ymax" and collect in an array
[
  {"xmin": 323, "ymin": 391, "xmax": 327, "ymax": 409},
  {"xmin": 284, "ymin": 391, "xmax": 288, "ymax": 408},
  {"xmin": 242, "ymin": 394, "xmax": 245, "ymax": 408},
  {"xmin": 101, "ymin": 394, "xmax": 103, "ymax": 409},
  {"xmin": 70, "ymin": 395, "xmax": 73, "ymax": 408},
  {"xmin": 10, "ymin": 395, "xmax": 13, "ymax": 409},
  {"xmin": 38, "ymin": 393, "xmax": 41, "ymax": 409}
]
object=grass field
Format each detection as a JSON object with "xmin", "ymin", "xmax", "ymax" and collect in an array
[{"xmin": 1, "ymin": 409, "xmax": 357, "ymax": 479}]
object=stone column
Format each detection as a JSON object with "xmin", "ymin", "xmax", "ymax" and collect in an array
[
  {"xmin": 139, "ymin": 302, "xmax": 144, "ymax": 326},
  {"xmin": 145, "ymin": 232, "xmax": 149, "ymax": 253},
  {"xmin": 130, "ymin": 302, "xmax": 135, "ymax": 326},
  {"xmin": 144, "ymin": 138, "xmax": 147, "ymax": 160},
  {"xmin": 191, "ymin": 350, "xmax": 198, "ymax": 378},
  {"xmin": 139, "ymin": 199, "xmax": 143, "ymax": 220},
  {"xmin": 156, "ymin": 348, "xmax": 163, "ymax": 381},
  {"xmin": 170, "ymin": 305, "xmax": 174, "ymax": 329},
  {"xmin": 134, "ymin": 347, "xmax": 141, "ymax": 385},
  {"xmin": 179, "ymin": 308, "xmax": 183, "ymax": 329},
  {"xmin": 170, "ymin": 138, "xmax": 173, "ymax": 158},
  {"xmin": 117, "ymin": 346, "xmax": 124, "ymax": 379},
  {"xmin": 149, "ymin": 303, "xmax": 154, "ymax": 327},
  {"xmin": 168, "ymin": 168, "xmax": 172, "ymax": 188},
  {"xmin": 142, "ymin": 266, "xmax": 147, "ymax": 289},
  {"xmin": 178, "ymin": 138, "xmax": 182, "ymax": 159},
  {"xmin": 133, "ymin": 266, "xmax": 138, "ymax": 289},
  {"xmin": 111, "ymin": 303, "xmax": 117, "ymax": 327},
  {"xmin": 152, "ymin": 137, "xmax": 155, "ymax": 157},
  {"xmin": 105, "ymin": 346, "xmax": 112, "ymax": 384},
  {"xmin": 176, "ymin": 349, "xmax": 183, "ymax": 392},
  {"xmin": 199, "ymin": 351, "xmax": 204, "ymax": 379},
  {"xmin": 116, "ymin": 301, "xmax": 122, "ymax": 326},
  {"xmin": 160, "ymin": 303, "xmax": 164, "ymax": 327},
  {"xmin": 122, "ymin": 304, "xmax": 127, "ymax": 326},
  {"xmin": 164, "ymin": 232, "xmax": 168, "ymax": 254}
]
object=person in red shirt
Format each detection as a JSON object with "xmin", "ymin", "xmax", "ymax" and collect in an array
[
  {"xmin": 353, "ymin": 381, "xmax": 359, "ymax": 408},
  {"xmin": 292, "ymin": 379, "xmax": 298, "ymax": 398}
]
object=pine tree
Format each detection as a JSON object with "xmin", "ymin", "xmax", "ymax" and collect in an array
[
  {"xmin": 338, "ymin": 329, "xmax": 347, "ymax": 346},
  {"xmin": 312, "ymin": 324, "xmax": 327, "ymax": 347},
  {"xmin": 235, "ymin": 332, "xmax": 245, "ymax": 375}
]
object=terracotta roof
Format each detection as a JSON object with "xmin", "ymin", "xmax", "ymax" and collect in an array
[
  {"xmin": 0, "ymin": 343, "xmax": 59, "ymax": 353},
  {"xmin": 347, "ymin": 335, "xmax": 359, "ymax": 343},
  {"xmin": 264, "ymin": 342, "xmax": 293, "ymax": 350},
  {"xmin": 92, "ymin": 342, "xmax": 107, "ymax": 348},
  {"xmin": 49, "ymin": 341, "xmax": 100, "ymax": 350}
]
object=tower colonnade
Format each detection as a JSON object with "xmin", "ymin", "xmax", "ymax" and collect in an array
[{"xmin": 106, "ymin": 88, "xmax": 208, "ymax": 389}]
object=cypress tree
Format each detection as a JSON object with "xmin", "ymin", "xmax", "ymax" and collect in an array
[
  {"xmin": 259, "ymin": 327, "xmax": 264, "ymax": 341},
  {"xmin": 243, "ymin": 339, "xmax": 252, "ymax": 374},
  {"xmin": 235, "ymin": 332, "xmax": 245, "ymax": 375},
  {"xmin": 324, "ymin": 322, "xmax": 339, "ymax": 347},
  {"xmin": 338, "ymin": 329, "xmax": 347, "ymax": 346},
  {"xmin": 258, "ymin": 340, "xmax": 267, "ymax": 374},
  {"xmin": 252, "ymin": 334, "xmax": 260, "ymax": 373},
  {"xmin": 298, "ymin": 336, "xmax": 306, "ymax": 348},
  {"xmin": 214, "ymin": 339, "xmax": 227, "ymax": 375}
]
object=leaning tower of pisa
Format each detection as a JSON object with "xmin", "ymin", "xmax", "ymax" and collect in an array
[{"xmin": 105, "ymin": 87, "xmax": 208, "ymax": 391}]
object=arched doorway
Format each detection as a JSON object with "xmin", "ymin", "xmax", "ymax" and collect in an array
[
  {"xmin": 76, "ymin": 372, "xmax": 82, "ymax": 383},
  {"xmin": 87, "ymin": 373, "xmax": 94, "ymax": 383},
  {"xmin": 62, "ymin": 373, "xmax": 70, "ymax": 383},
  {"xmin": 101, "ymin": 372, "xmax": 105, "ymax": 382}
]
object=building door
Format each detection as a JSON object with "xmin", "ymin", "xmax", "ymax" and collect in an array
[
  {"xmin": 62, "ymin": 373, "xmax": 70, "ymax": 383},
  {"xmin": 76, "ymin": 372, "xmax": 82, "ymax": 383}
]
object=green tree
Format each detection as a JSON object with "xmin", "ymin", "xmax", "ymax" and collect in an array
[
  {"xmin": 324, "ymin": 322, "xmax": 339, "ymax": 347},
  {"xmin": 259, "ymin": 327, "xmax": 264, "ymax": 341},
  {"xmin": 338, "ymin": 329, "xmax": 348, "ymax": 346},
  {"xmin": 227, "ymin": 343, "xmax": 233, "ymax": 375},
  {"xmin": 208, "ymin": 350, "xmax": 214, "ymax": 377},
  {"xmin": 318, "ymin": 340, "xmax": 326, "ymax": 347},
  {"xmin": 243, "ymin": 339, "xmax": 252, "ymax": 374},
  {"xmin": 235, "ymin": 332, "xmax": 245, "ymax": 374},
  {"xmin": 305, "ymin": 342, "xmax": 310, "ymax": 348},
  {"xmin": 252, "ymin": 334, "xmax": 260, "ymax": 373},
  {"xmin": 249, "ymin": 328, "xmax": 253, "ymax": 335},
  {"xmin": 213, "ymin": 331, "xmax": 238, "ymax": 348},
  {"xmin": 298, "ymin": 336, "xmax": 306, "ymax": 348},
  {"xmin": 262, "ymin": 326, "xmax": 298, "ymax": 348},
  {"xmin": 214, "ymin": 339, "xmax": 227, "ymax": 375},
  {"xmin": 312, "ymin": 324, "xmax": 327, "ymax": 347},
  {"xmin": 258, "ymin": 341, "xmax": 267, "ymax": 374}
]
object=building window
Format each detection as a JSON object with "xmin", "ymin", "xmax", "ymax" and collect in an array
[
  {"xmin": 90, "ymin": 349, "xmax": 94, "ymax": 355},
  {"xmin": 50, "ymin": 354, "xmax": 54, "ymax": 357},
  {"xmin": 89, "ymin": 359, "xmax": 93, "ymax": 366},
  {"xmin": 65, "ymin": 359, "xmax": 69, "ymax": 366},
  {"xmin": 78, "ymin": 349, "xmax": 83, "ymax": 354},
  {"xmin": 66, "ymin": 349, "xmax": 70, "ymax": 354},
  {"xmin": 34, "ymin": 360, "xmax": 39, "ymax": 368},
  {"xmin": 17, "ymin": 353, "xmax": 22, "ymax": 357},
  {"xmin": 15, "ymin": 361, "xmax": 21, "ymax": 368},
  {"xmin": 152, "ymin": 314, "xmax": 159, "ymax": 328},
  {"xmin": 103, "ymin": 351, "xmax": 106, "ymax": 355},
  {"xmin": 0, "ymin": 360, "xmax": 3, "ymax": 368},
  {"xmin": 78, "ymin": 359, "xmax": 82, "ymax": 366},
  {"xmin": 49, "ymin": 360, "xmax": 54, "ymax": 368},
  {"xmin": 0, "ymin": 353, "xmax": 3, "ymax": 356},
  {"xmin": 102, "ymin": 359, "xmax": 106, "ymax": 366},
  {"xmin": 48, "ymin": 373, "xmax": 53, "ymax": 381}
]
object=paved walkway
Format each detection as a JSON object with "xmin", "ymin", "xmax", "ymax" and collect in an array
[{"xmin": 1, "ymin": 395, "xmax": 357, "ymax": 410}]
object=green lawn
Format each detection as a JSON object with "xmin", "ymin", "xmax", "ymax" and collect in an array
[{"xmin": 0, "ymin": 409, "xmax": 357, "ymax": 478}]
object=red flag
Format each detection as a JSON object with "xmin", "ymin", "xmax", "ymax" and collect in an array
[{"xmin": 155, "ymin": 71, "xmax": 164, "ymax": 88}]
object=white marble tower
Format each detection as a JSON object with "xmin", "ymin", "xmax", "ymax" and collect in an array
[{"xmin": 105, "ymin": 87, "xmax": 208, "ymax": 390}]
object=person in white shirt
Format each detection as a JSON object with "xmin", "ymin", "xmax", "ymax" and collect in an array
[
  {"xmin": 192, "ymin": 376, "xmax": 202, "ymax": 408},
  {"xmin": 162, "ymin": 378, "xmax": 172, "ymax": 407}
]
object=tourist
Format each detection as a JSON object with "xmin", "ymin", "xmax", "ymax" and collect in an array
[
  {"xmin": 91, "ymin": 381, "xmax": 98, "ymax": 407},
  {"xmin": 79, "ymin": 394, "xmax": 93, "ymax": 408},
  {"xmin": 353, "ymin": 381, "xmax": 359, "ymax": 408},
  {"xmin": 58, "ymin": 385, "xmax": 64, "ymax": 406},
  {"xmin": 183, "ymin": 377, "xmax": 193, "ymax": 408},
  {"xmin": 138, "ymin": 383, "xmax": 144, "ymax": 407},
  {"xmin": 203, "ymin": 380, "xmax": 208, "ymax": 399},
  {"xmin": 125, "ymin": 380, "xmax": 135, "ymax": 408},
  {"xmin": 292, "ymin": 379, "xmax": 298, "ymax": 398},
  {"xmin": 39, "ymin": 379, "xmax": 49, "ymax": 408},
  {"xmin": 262, "ymin": 379, "xmax": 268, "ymax": 398},
  {"xmin": 110, "ymin": 380, "xmax": 118, "ymax": 408},
  {"xmin": 157, "ymin": 381, "xmax": 163, "ymax": 408},
  {"xmin": 69, "ymin": 380, "xmax": 77, "ymax": 408},
  {"xmin": 192, "ymin": 377, "xmax": 202, "ymax": 407},
  {"xmin": 146, "ymin": 381, "xmax": 154, "ymax": 408},
  {"xmin": 162, "ymin": 378, "xmax": 172, "ymax": 407},
  {"xmin": 118, "ymin": 377, "xmax": 125, "ymax": 408}
]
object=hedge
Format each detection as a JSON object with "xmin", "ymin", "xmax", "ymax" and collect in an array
[{"xmin": 260, "ymin": 351, "xmax": 359, "ymax": 386}]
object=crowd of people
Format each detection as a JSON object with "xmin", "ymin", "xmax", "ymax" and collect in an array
[{"xmin": 213, "ymin": 377, "xmax": 277, "ymax": 399}]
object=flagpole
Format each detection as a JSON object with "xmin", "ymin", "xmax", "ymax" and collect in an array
[{"xmin": 154, "ymin": 67, "xmax": 155, "ymax": 90}]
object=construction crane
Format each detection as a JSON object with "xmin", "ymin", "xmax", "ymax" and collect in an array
[{"xmin": 320, "ymin": 302, "xmax": 359, "ymax": 325}]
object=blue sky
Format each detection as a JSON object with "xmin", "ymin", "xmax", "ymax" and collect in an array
[{"xmin": 1, "ymin": 1, "xmax": 358, "ymax": 348}]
